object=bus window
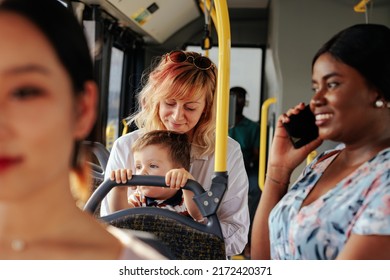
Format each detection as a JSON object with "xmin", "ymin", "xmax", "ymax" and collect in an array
[
  {"xmin": 186, "ymin": 46, "xmax": 263, "ymax": 122},
  {"xmin": 106, "ymin": 46, "xmax": 124, "ymax": 150}
]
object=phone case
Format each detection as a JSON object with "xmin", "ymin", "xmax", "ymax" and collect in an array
[{"xmin": 282, "ymin": 105, "xmax": 319, "ymax": 149}]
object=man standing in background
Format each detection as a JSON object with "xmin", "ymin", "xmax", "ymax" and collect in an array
[{"xmin": 229, "ymin": 86, "xmax": 261, "ymax": 259}]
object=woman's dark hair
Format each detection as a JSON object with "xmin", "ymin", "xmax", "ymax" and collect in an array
[
  {"xmin": 312, "ymin": 24, "xmax": 390, "ymax": 101},
  {"xmin": 0, "ymin": 0, "xmax": 94, "ymax": 92}
]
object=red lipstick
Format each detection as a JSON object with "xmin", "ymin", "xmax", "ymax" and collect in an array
[{"xmin": 0, "ymin": 157, "xmax": 23, "ymax": 172}]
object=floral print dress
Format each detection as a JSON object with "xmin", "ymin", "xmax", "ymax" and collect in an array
[{"xmin": 269, "ymin": 148, "xmax": 390, "ymax": 259}]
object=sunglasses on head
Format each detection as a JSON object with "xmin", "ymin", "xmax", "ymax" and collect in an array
[{"xmin": 166, "ymin": 50, "xmax": 214, "ymax": 71}]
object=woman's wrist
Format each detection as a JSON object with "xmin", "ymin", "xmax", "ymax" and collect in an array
[
  {"xmin": 266, "ymin": 166, "xmax": 292, "ymax": 187},
  {"xmin": 266, "ymin": 175, "xmax": 290, "ymax": 187}
]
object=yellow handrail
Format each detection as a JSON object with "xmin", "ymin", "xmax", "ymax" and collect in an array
[
  {"xmin": 354, "ymin": 0, "xmax": 371, "ymax": 12},
  {"xmin": 121, "ymin": 118, "xmax": 128, "ymax": 135},
  {"xmin": 306, "ymin": 150, "xmax": 317, "ymax": 165},
  {"xmin": 213, "ymin": 0, "xmax": 230, "ymax": 172},
  {"xmin": 259, "ymin": 97, "xmax": 277, "ymax": 190}
]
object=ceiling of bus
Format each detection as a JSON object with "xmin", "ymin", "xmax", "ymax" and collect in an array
[
  {"xmin": 227, "ymin": 0, "xmax": 269, "ymax": 9},
  {"xmin": 81, "ymin": 0, "xmax": 270, "ymax": 45}
]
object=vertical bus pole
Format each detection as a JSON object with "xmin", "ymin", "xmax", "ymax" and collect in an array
[
  {"xmin": 214, "ymin": 0, "xmax": 230, "ymax": 174},
  {"xmin": 199, "ymin": 0, "xmax": 230, "ymax": 216},
  {"xmin": 259, "ymin": 97, "xmax": 276, "ymax": 191}
]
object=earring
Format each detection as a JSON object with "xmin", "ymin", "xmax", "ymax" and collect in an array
[
  {"xmin": 374, "ymin": 99, "xmax": 390, "ymax": 109},
  {"xmin": 375, "ymin": 99, "xmax": 385, "ymax": 108}
]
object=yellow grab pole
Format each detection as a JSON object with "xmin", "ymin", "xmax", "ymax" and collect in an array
[
  {"xmin": 259, "ymin": 97, "xmax": 277, "ymax": 190},
  {"xmin": 213, "ymin": 0, "xmax": 230, "ymax": 172},
  {"xmin": 122, "ymin": 119, "xmax": 128, "ymax": 135}
]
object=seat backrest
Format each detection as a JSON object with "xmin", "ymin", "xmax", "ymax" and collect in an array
[
  {"xmin": 82, "ymin": 141, "xmax": 110, "ymax": 186},
  {"xmin": 84, "ymin": 175, "xmax": 227, "ymax": 259},
  {"xmin": 129, "ymin": 229, "xmax": 176, "ymax": 259}
]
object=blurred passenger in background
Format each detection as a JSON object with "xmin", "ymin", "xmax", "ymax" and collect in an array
[{"xmin": 229, "ymin": 86, "xmax": 261, "ymax": 259}]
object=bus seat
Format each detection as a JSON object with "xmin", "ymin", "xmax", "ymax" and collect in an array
[
  {"xmin": 129, "ymin": 229, "xmax": 176, "ymax": 259},
  {"xmin": 82, "ymin": 141, "xmax": 110, "ymax": 187},
  {"xmin": 84, "ymin": 175, "xmax": 227, "ymax": 260}
]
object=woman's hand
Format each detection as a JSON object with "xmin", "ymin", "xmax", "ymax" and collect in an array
[
  {"xmin": 251, "ymin": 103, "xmax": 322, "ymax": 260},
  {"xmin": 268, "ymin": 102, "xmax": 323, "ymax": 178}
]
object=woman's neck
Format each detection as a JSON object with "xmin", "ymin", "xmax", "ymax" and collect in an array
[
  {"xmin": 0, "ymin": 189, "xmax": 120, "ymax": 259},
  {"xmin": 0, "ymin": 180, "xmax": 80, "ymax": 241},
  {"xmin": 342, "ymin": 136, "xmax": 390, "ymax": 167}
]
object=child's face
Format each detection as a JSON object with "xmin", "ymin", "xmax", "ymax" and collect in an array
[{"xmin": 133, "ymin": 144, "xmax": 178, "ymax": 200}]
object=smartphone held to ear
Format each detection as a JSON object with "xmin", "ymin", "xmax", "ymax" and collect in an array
[{"xmin": 282, "ymin": 105, "xmax": 319, "ymax": 149}]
